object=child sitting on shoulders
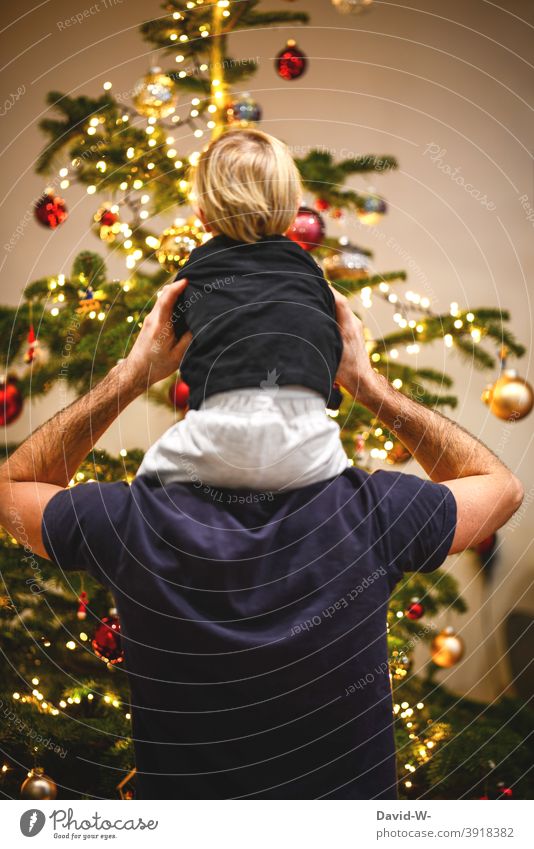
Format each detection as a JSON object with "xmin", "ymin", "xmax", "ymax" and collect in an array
[{"xmin": 137, "ymin": 129, "xmax": 348, "ymax": 491}]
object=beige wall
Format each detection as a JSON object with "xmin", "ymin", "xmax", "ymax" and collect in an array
[{"xmin": 1, "ymin": 0, "xmax": 533, "ymax": 699}]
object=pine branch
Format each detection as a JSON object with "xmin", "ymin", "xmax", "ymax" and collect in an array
[
  {"xmin": 238, "ymin": 10, "xmax": 310, "ymax": 26},
  {"xmin": 296, "ymin": 150, "xmax": 397, "ymax": 209},
  {"xmin": 37, "ymin": 92, "xmax": 117, "ymax": 174},
  {"xmin": 337, "ymin": 155, "xmax": 398, "ymax": 174},
  {"xmin": 331, "ymin": 271, "xmax": 407, "ymax": 294}
]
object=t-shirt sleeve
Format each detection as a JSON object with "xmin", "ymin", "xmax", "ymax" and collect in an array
[
  {"xmin": 41, "ymin": 481, "xmax": 131, "ymax": 586},
  {"xmin": 367, "ymin": 469, "xmax": 457, "ymax": 576}
]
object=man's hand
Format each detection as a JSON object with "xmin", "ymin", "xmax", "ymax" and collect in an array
[
  {"xmin": 122, "ymin": 277, "xmax": 192, "ymax": 392},
  {"xmin": 0, "ymin": 277, "xmax": 193, "ymax": 558},
  {"xmin": 331, "ymin": 287, "xmax": 377, "ymax": 403}
]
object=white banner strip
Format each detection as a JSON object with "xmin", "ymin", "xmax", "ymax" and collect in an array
[{"xmin": 3, "ymin": 799, "xmax": 533, "ymax": 848}]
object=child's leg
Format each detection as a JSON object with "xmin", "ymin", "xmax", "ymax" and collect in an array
[{"xmin": 137, "ymin": 388, "xmax": 348, "ymax": 491}]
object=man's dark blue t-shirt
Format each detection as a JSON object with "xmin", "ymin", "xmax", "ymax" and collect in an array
[{"xmin": 42, "ymin": 468, "xmax": 456, "ymax": 800}]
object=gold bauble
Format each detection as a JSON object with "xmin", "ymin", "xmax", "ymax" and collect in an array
[
  {"xmin": 132, "ymin": 67, "xmax": 178, "ymax": 119},
  {"xmin": 323, "ymin": 245, "xmax": 370, "ymax": 281},
  {"xmin": 482, "ymin": 369, "xmax": 534, "ymax": 421},
  {"xmin": 331, "ymin": 0, "xmax": 374, "ymax": 13},
  {"xmin": 431, "ymin": 626, "xmax": 465, "ymax": 668},
  {"xmin": 21, "ymin": 768, "xmax": 57, "ymax": 800},
  {"xmin": 155, "ymin": 219, "xmax": 207, "ymax": 273}
]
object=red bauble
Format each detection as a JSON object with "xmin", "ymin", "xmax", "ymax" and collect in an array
[
  {"xmin": 330, "ymin": 208, "xmax": 344, "ymax": 220},
  {"xmin": 169, "ymin": 379, "xmax": 190, "ymax": 410},
  {"xmin": 286, "ymin": 206, "xmax": 325, "ymax": 251},
  {"xmin": 314, "ymin": 198, "xmax": 330, "ymax": 212},
  {"xmin": 0, "ymin": 376, "xmax": 23, "ymax": 426},
  {"xmin": 473, "ymin": 534, "xmax": 497, "ymax": 556},
  {"xmin": 34, "ymin": 192, "xmax": 68, "ymax": 229},
  {"xmin": 497, "ymin": 782, "xmax": 513, "ymax": 798},
  {"xmin": 275, "ymin": 40, "xmax": 307, "ymax": 81},
  {"xmin": 405, "ymin": 600, "xmax": 424, "ymax": 620},
  {"xmin": 92, "ymin": 613, "xmax": 123, "ymax": 665},
  {"xmin": 98, "ymin": 208, "xmax": 119, "ymax": 227}
]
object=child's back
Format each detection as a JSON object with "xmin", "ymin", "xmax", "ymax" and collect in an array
[
  {"xmin": 175, "ymin": 233, "xmax": 341, "ymax": 410},
  {"xmin": 137, "ymin": 129, "xmax": 348, "ymax": 491}
]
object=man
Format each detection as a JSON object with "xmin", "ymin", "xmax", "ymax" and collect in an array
[{"xmin": 0, "ymin": 278, "xmax": 523, "ymax": 799}]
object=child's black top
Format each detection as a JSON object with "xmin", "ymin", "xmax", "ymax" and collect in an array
[{"xmin": 172, "ymin": 234, "xmax": 342, "ymax": 410}]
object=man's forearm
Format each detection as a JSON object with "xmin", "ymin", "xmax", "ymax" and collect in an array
[
  {"xmin": 332, "ymin": 287, "xmax": 522, "ymax": 550},
  {"xmin": 356, "ymin": 373, "xmax": 508, "ymax": 483},
  {"xmin": 0, "ymin": 361, "xmax": 141, "ymax": 488}
]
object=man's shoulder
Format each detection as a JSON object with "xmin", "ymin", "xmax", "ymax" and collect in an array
[{"xmin": 46, "ymin": 479, "xmax": 132, "ymax": 516}]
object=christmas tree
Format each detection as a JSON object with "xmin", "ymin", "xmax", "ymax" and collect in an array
[{"xmin": 1, "ymin": 0, "xmax": 532, "ymax": 800}]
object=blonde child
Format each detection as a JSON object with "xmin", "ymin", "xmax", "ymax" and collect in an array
[{"xmin": 137, "ymin": 129, "xmax": 348, "ymax": 491}]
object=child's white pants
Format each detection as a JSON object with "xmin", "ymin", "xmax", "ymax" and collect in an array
[{"xmin": 137, "ymin": 386, "xmax": 348, "ymax": 492}]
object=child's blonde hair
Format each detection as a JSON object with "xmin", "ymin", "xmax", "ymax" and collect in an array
[{"xmin": 190, "ymin": 128, "xmax": 301, "ymax": 243}]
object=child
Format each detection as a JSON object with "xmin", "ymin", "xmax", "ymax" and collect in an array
[{"xmin": 137, "ymin": 129, "xmax": 348, "ymax": 491}]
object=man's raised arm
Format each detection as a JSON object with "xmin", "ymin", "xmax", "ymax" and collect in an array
[
  {"xmin": 0, "ymin": 278, "xmax": 191, "ymax": 558},
  {"xmin": 332, "ymin": 289, "xmax": 524, "ymax": 553}
]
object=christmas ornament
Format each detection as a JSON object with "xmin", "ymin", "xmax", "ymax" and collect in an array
[
  {"xmin": 431, "ymin": 626, "xmax": 465, "ymax": 668},
  {"xmin": 133, "ymin": 67, "xmax": 178, "ymax": 119},
  {"xmin": 0, "ymin": 376, "xmax": 23, "ymax": 426},
  {"xmin": 21, "ymin": 768, "xmax": 57, "ymax": 800},
  {"xmin": 481, "ymin": 369, "xmax": 534, "ymax": 421},
  {"xmin": 24, "ymin": 324, "xmax": 38, "ymax": 364},
  {"xmin": 77, "ymin": 590, "xmax": 88, "ymax": 620},
  {"xmin": 93, "ymin": 204, "xmax": 121, "ymax": 243},
  {"xmin": 405, "ymin": 599, "xmax": 424, "ymax": 620},
  {"xmin": 34, "ymin": 192, "xmax": 68, "ymax": 229},
  {"xmin": 357, "ymin": 193, "xmax": 387, "ymax": 225},
  {"xmin": 387, "ymin": 441, "xmax": 411, "ymax": 465},
  {"xmin": 275, "ymin": 40, "xmax": 307, "ymax": 81},
  {"xmin": 286, "ymin": 206, "xmax": 325, "ymax": 251},
  {"xmin": 92, "ymin": 610, "xmax": 123, "ymax": 665},
  {"xmin": 472, "ymin": 533, "xmax": 498, "ymax": 580},
  {"xmin": 155, "ymin": 219, "xmax": 206, "ymax": 273},
  {"xmin": 226, "ymin": 92, "xmax": 262, "ymax": 126},
  {"xmin": 314, "ymin": 198, "xmax": 330, "ymax": 212},
  {"xmin": 323, "ymin": 245, "xmax": 370, "ymax": 281},
  {"xmin": 330, "ymin": 208, "xmax": 344, "ymax": 220},
  {"xmin": 331, "ymin": 0, "xmax": 374, "ymax": 14},
  {"xmin": 169, "ymin": 379, "xmax": 190, "ymax": 410},
  {"xmin": 354, "ymin": 434, "xmax": 367, "ymax": 464},
  {"xmin": 117, "ymin": 766, "xmax": 137, "ymax": 800},
  {"xmin": 473, "ymin": 533, "xmax": 497, "ymax": 557},
  {"xmin": 77, "ymin": 286, "xmax": 101, "ymax": 316},
  {"xmin": 497, "ymin": 782, "xmax": 513, "ymax": 798},
  {"xmin": 390, "ymin": 649, "xmax": 411, "ymax": 680}
]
